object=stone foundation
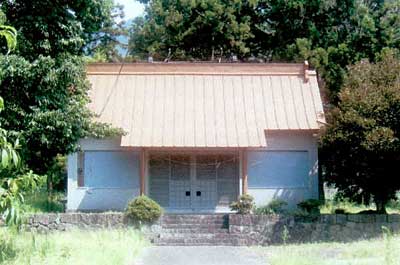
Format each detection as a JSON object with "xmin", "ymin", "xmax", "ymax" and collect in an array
[
  {"xmin": 229, "ymin": 214, "xmax": 400, "ymax": 245},
  {"xmin": 25, "ymin": 213, "xmax": 127, "ymax": 233},
  {"xmin": 23, "ymin": 213, "xmax": 400, "ymax": 245}
]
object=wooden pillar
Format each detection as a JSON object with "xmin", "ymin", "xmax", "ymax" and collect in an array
[
  {"xmin": 139, "ymin": 148, "xmax": 146, "ymax": 196},
  {"xmin": 241, "ymin": 149, "xmax": 248, "ymax": 194}
]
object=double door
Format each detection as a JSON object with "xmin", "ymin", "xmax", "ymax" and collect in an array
[{"xmin": 149, "ymin": 153, "xmax": 239, "ymax": 211}]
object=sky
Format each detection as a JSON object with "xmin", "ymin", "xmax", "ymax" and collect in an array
[{"xmin": 115, "ymin": 0, "xmax": 145, "ymax": 20}]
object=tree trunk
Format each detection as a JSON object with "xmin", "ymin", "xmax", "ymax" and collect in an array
[
  {"xmin": 47, "ymin": 174, "xmax": 53, "ymax": 211},
  {"xmin": 375, "ymin": 199, "xmax": 387, "ymax": 214}
]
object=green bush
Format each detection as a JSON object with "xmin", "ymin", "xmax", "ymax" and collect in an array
[
  {"xmin": 297, "ymin": 199, "xmax": 323, "ymax": 215},
  {"xmin": 230, "ymin": 194, "xmax": 255, "ymax": 214},
  {"xmin": 255, "ymin": 199, "xmax": 288, "ymax": 215},
  {"xmin": 125, "ymin": 196, "xmax": 162, "ymax": 223}
]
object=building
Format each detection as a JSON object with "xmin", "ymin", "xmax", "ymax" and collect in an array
[{"xmin": 67, "ymin": 62, "xmax": 325, "ymax": 212}]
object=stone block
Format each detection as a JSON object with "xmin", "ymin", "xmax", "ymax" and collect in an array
[
  {"xmin": 388, "ymin": 214, "xmax": 400, "ymax": 223},
  {"xmin": 347, "ymin": 214, "xmax": 361, "ymax": 223},
  {"xmin": 375, "ymin": 214, "xmax": 388, "ymax": 223},
  {"xmin": 359, "ymin": 214, "xmax": 375, "ymax": 223},
  {"xmin": 319, "ymin": 214, "xmax": 335, "ymax": 224},
  {"xmin": 335, "ymin": 214, "xmax": 347, "ymax": 225}
]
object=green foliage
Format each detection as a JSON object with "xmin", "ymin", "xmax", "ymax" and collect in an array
[
  {"xmin": 129, "ymin": 0, "xmax": 257, "ymax": 60},
  {"xmin": 0, "ymin": 54, "xmax": 92, "ymax": 175},
  {"xmin": 0, "ymin": 25, "xmax": 17, "ymax": 54},
  {"xmin": 281, "ymin": 225, "xmax": 290, "ymax": 245},
  {"xmin": 125, "ymin": 196, "xmax": 163, "ymax": 224},
  {"xmin": 230, "ymin": 194, "xmax": 255, "ymax": 214},
  {"xmin": 254, "ymin": 199, "xmax": 288, "ymax": 215},
  {"xmin": 297, "ymin": 199, "xmax": 323, "ymax": 215},
  {"xmin": 0, "ymin": 95, "xmax": 41, "ymax": 225},
  {"xmin": 320, "ymin": 52, "xmax": 400, "ymax": 213},
  {"xmin": 1, "ymin": 0, "xmax": 124, "ymax": 60}
]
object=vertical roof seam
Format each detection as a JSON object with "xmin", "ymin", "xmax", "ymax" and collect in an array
[
  {"xmin": 138, "ymin": 75, "xmax": 147, "ymax": 145},
  {"xmin": 202, "ymin": 76, "xmax": 207, "ymax": 147},
  {"xmin": 250, "ymin": 76, "xmax": 262, "ymax": 146},
  {"xmin": 150, "ymin": 76, "xmax": 157, "ymax": 145},
  {"xmin": 172, "ymin": 75, "xmax": 177, "ymax": 147},
  {"xmin": 240, "ymin": 75, "xmax": 250, "ymax": 146},
  {"xmin": 212, "ymin": 76, "xmax": 218, "ymax": 147},
  {"xmin": 183, "ymin": 75, "xmax": 187, "ymax": 146},
  {"xmin": 259, "ymin": 75, "xmax": 269, "ymax": 129},
  {"xmin": 160, "ymin": 76, "xmax": 166, "ymax": 146},
  {"xmin": 221, "ymin": 75, "xmax": 229, "ymax": 147},
  {"xmin": 279, "ymin": 77, "xmax": 290, "ymax": 129},
  {"xmin": 192, "ymin": 75, "xmax": 197, "ymax": 147},
  {"xmin": 231, "ymin": 77, "xmax": 240, "ymax": 147},
  {"xmin": 308, "ymin": 79, "xmax": 318, "ymax": 126},
  {"xmin": 298, "ymin": 77, "xmax": 311, "ymax": 129},
  {"xmin": 289, "ymin": 77, "xmax": 301, "ymax": 129}
]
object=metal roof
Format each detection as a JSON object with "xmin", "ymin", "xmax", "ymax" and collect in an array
[{"xmin": 87, "ymin": 63, "xmax": 325, "ymax": 147}]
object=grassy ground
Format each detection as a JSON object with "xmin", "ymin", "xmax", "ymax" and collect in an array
[
  {"xmin": 22, "ymin": 190, "xmax": 65, "ymax": 213},
  {"xmin": 0, "ymin": 228, "xmax": 148, "ymax": 265},
  {"xmin": 257, "ymin": 233, "xmax": 400, "ymax": 265},
  {"xmin": 320, "ymin": 200, "xmax": 400, "ymax": 214}
]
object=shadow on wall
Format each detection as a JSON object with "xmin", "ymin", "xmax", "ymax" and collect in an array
[
  {"xmin": 269, "ymin": 188, "xmax": 311, "ymax": 209},
  {"xmin": 76, "ymin": 188, "xmax": 137, "ymax": 212}
]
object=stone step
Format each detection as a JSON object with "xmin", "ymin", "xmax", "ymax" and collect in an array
[
  {"xmin": 153, "ymin": 237, "xmax": 249, "ymax": 246},
  {"xmin": 161, "ymin": 215, "xmax": 227, "ymax": 221},
  {"xmin": 161, "ymin": 218, "xmax": 227, "ymax": 223},
  {"xmin": 161, "ymin": 222, "xmax": 227, "ymax": 227},
  {"xmin": 161, "ymin": 223, "xmax": 228, "ymax": 229},
  {"xmin": 158, "ymin": 232, "xmax": 230, "ymax": 239},
  {"xmin": 159, "ymin": 228, "xmax": 229, "ymax": 234}
]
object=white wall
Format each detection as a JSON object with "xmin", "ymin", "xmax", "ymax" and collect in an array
[
  {"xmin": 247, "ymin": 131, "xmax": 319, "ymax": 208},
  {"xmin": 67, "ymin": 138, "xmax": 140, "ymax": 211}
]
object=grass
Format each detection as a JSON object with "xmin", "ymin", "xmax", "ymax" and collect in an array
[
  {"xmin": 258, "ymin": 232, "xmax": 400, "ymax": 265},
  {"xmin": 0, "ymin": 228, "xmax": 148, "ymax": 265},
  {"xmin": 22, "ymin": 190, "xmax": 65, "ymax": 213},
  {"xmin": 320, "ymin": 199, "xmax": 400, "ymax": 214}
]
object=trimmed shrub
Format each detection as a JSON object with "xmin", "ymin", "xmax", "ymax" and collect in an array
[
  {"xmin": 230, "ymin": 194, "xmax": 255, "ymax": 214},
  {"xmin": 297, "ymin": 199, "xmax": 323, "ymax": 215},
  {"xmin": 125, "ymin": 196, "xmax": 163, "ymax": 223},
  {"xmin": 255, "ymin": 199, "xmax": 288, "ymax": 215}
]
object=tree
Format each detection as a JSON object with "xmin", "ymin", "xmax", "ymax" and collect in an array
[
  {"xmin": 129, "ymin": 0, "xmax": 257, "ymax": 60},
  {"xmin": 0, "ymin": 23, "xmax": 40, "ymax": 225},
  {"xmin": 0, "ymin": 2, "xmax": 121, "ymax": 187},
  {"xmin": 1, "ymin": 0, "xmax": 124, "ymax": 59},
  {"xmin": 320, "ymin": 50, "xmax": 400, "ymax": 213}
]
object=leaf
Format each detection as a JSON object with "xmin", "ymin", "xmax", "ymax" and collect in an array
[
  {"xmin": 11, "ymin": 149, "xmax": 19, "ymax": 167},
  {"xmin": 1, "ymin": 148, "xmax": 9, "ymax": 168}
]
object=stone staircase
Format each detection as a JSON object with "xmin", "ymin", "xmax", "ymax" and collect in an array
[{"xmin": 152, "ymin": 214, "xmax": 246, "ymax": 246}]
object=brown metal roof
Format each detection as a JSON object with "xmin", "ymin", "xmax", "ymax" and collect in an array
[{"xmin": 87, "ymin": 63, "xmax": 325, "ymax": 147}]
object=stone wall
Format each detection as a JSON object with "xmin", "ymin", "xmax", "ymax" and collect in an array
[
  {"xmin": 25, "ymin": 213, "xmax": 127, "ymax": 232},
  {"xmin": 229, "ymin": 214, "xmax": 400, "ymax": 245},
  {"xmin": 23, "ymin": 213, "xmax": 400, "ymax": 245}
]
